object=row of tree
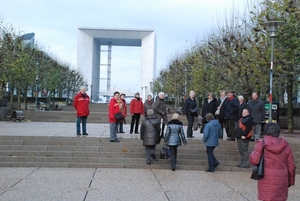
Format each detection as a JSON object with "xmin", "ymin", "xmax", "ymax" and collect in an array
[
  {"xmin": 0, "ymin": 18, "xmax": 84, "ymax": 110},
  {"xmin": 151, "ymin": 0, "xmax": 300, "ymax": 132}
]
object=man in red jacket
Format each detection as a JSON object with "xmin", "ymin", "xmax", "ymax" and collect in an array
[
  {"xmin": 73, "ymin": 86, "xmax": 90, "ymax": 136},
  {"xmin": 130, "ymin": 92, "xmax": 144, "ymax": 134},
  {"xmin": 109, "ymin": 91, "xmax": 122, "ymax": 142}
]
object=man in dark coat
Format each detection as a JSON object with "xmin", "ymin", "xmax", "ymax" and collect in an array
[
  {"xmin": 224, "ymin": 90, "xmax": 239, "ymax": 141},
  {"xmin": 247, "ymin": 92, "xmax": 265, "ymax": 140},
  {"xmin": 140, "ymin": 109, "xmax": 161, "ymax": 165},
  {"xmin": 153, "ymin": 92, "xmax": 168, "ymax": 138}
]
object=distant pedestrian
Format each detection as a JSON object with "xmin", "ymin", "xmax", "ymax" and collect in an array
[
  {"xmin": 73, "ymin": 86, "xmax": 90, "ymax": 136},
  {"xmin": 118, "ymin": 93, "xmax": 127, "ymax": 133},
  {"xmin": 164, "ymin": 113, "xmax": 187, "ymax": 171},
  {"xmin": 144, "ymin": 95, "xmax": 154, "ymax": 117},
  {"xmin": 202, "ymin": 113, "xmax": 222, "ymax": 172},
  {"xmin": 224, "ymin": 90, "xmax": 239, "ymax": 141},
  {"xmin": 108, "ymin": 91, "xmax": 122, "ymax": 142},
  {"xmin": 140, "ymin": 109, "xmax": 161, "ymax": 165},
  {"xmin": 250, "ymin": 123, "xmax": 295, "ymax": 201},
  {"xmin": 130, "ymin": 92, "xmax": 144, "ymax": 134},
  {"xmin": 238, "ymin": 95, "xmax": 247, "ymax": 119},
  {"xmin": 235, "ymin": 108, "xmax": 253, "ymax": 168},
  {"xmin": 153, "ymin": 92, "xmax": 168, "ymax": 138},
  {"xmin": 183, "ymin": 90, "xmax": 198, "ymax": 138},
  {"xmin": 247, "ymin": 92, "xmax": 265, "ymax": 140},
  {"xmin": 202, "ymin": 92, "xmax": 218, "ymax": 130}
]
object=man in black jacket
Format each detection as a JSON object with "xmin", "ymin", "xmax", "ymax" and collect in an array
[
  {"xmin": 224, "ymin": 90, "xmax": 239, "ymax": 141},
  {"xmin": 247, "ymin": 92, "xmax": 265, "ymax": 140}
]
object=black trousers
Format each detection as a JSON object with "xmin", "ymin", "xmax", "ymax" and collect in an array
[
  {"xmin": 186, "ymin": 115, "xmax": 195, "ymax": 137},
  {"xmin": 225, "ymin": 119, "xmax": 236, "ymax": 139},
  {"xmin": 169, "ymin": 146, "xmax": 178, "ymax": 170},
  {"xmin": 218, "ymin": 118, "xmax": 225, "ymax": 132},
  {"xmin": 160, "ymin": 123, "xmax": 165, "ymax": 138},
  {"xmin": 130, "ymin": 113, "xmax": 140, "ymax": 133}
]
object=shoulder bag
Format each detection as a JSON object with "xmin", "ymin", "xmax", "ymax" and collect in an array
[
  {"xmin": 215, "ymin": 99, "xmax": 224, "ymax": 116},
  {"xmin": 250, "ymin": 139, "xmax": 265, "ymax": 180}
]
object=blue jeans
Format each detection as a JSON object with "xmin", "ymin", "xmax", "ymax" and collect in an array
[
  {"xmin": 76, "ymin": 116, "xmax": 87, "ymax": 134},
  {"xmin": 110, "ymin": 122, "xmax": 119, "ymax": 141},
  {"xmin": 206, "ymin": 146, "xmax": 219, "ymax": 172},
  {"xmin": 169, "ymin": 146, "xmax": 178, "ymax": 170},
  {"xmin": 118, "ymin": 122, "xmax": 124, "ymax": 132}
]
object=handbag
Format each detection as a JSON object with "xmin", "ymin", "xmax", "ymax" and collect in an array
[
  {"xmin": 251, "ymin": 140, "xmax": 265, "ymax": 180},
  {"xmin": 189, "ymin": 106, "xmax": 198, "ymax": 114},
  {"xmin": 215, "ymin": 99, "xmax": 225, "ymax": 116},
  {"xmin": 160, "ymin": 144, "xmax": 170, "ymax": 159},
  {"xmin": 114, "ymin": 112, "xmax": 123, "ymax": 122}
]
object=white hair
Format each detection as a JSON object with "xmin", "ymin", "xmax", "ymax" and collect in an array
[
  {"xmin": 158, "ymin": 92, "xmax": 164, "ymax": 96},
  {"xmin": 80, "ymin": 86, "xmax": 86, "ymax": 90},
  {"xmin": 238, "ymin": 95, "xmax": 244, "ymax": 100},
  {"xmin": 189, "ymin": 90, "xmax": 195, "ymax": 95}
]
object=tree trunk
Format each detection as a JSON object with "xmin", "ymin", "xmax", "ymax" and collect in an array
[
  {"xmin": 9, "ymin": 84, "xmax": 14, "ymax": 109},
  {"xmin": 286, "ymin": 75, "xmax": 293, "ymax": 133},
  {"xmin": 24, "ymin": 86, "xmax": 28, "ymax": 110},
  {"xmin": 17, "ymin": 87, "xmax": 21, "ymax": 109}
]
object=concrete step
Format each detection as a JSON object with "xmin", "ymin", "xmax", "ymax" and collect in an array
[{"xmin": 0, "ymin": 136, "xmax": 299, "ymax": 173}]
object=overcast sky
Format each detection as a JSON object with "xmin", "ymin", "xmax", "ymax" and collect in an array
[{"xmin": 0, "ymin": 0, "xmax": 247, "ymax": 93}]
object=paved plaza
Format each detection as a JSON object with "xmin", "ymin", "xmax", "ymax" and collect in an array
[{"xmin": 0, "ymin": 121, "xmax": 300, "ymax": 200}]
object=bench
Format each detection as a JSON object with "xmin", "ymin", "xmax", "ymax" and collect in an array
[{"xmin": 7, "ymin": 110, "xmax": 26, "ymax": 122}]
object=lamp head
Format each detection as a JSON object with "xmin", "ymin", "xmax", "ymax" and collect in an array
[{"xmin": 262, "ymin": 21, "xmax": 285, "ymax": 37}]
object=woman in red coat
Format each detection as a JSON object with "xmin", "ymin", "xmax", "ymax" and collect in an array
[{"xmin": 250, "ymin": 123, "xmax": 295, "ymax": 201}]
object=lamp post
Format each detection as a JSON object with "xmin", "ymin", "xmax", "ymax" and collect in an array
[
  {"xmin": 34, "ymin": 61, "xmax": 39, "ymax": 111},
  {"xmin": 184, "ymin": 66, "xmax": 188, "ymax": 101},
  {"xmin": 262, "ymin": 21, "xmax": 285, "ymax": 122}
]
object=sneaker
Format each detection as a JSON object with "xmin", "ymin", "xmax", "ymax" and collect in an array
[
  {"xmin": 237, "ymin": 164, "xmax": 249, "ymax": 168},
  {"xmin": 110, "ymin": 139, "xmax": 120, "ymax": 143},
  {"xmin": 151, "ymin": 153, "xmax": 156, "ymax": 160},
  {"xmin": 135, "ymin": 132, "xmax": 139, "ymax": 134},
  {"xmin": 205, "ymin": 169, "xmax": 214, "ymax": 172},
  {"xmin": 82, "ymin": 133, "xmax": 88, "ymax": 136},
  {"xmin": 77, "ymin": 133, "xmax": 81, "ymax": 136}
]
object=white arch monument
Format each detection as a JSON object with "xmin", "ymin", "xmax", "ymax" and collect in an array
[{"xmin": 77, "ymin": 28, "xmax": 156, "ymax": 102}]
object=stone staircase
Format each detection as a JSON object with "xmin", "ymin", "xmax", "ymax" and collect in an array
[{"xmin": 0, "ymin": 136, "xmax": 299, "ymax": 173}]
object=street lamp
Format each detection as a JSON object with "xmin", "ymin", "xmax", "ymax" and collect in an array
[
  {"xmin": 34, "ymin": 61, "xmax": 39, "ymax": 111},
  {"xmin": 184, "ymin": 66, "xmax": 188, "ymax": 101},
  {"xmin": 262, "ymin": 21, "xmax": 285, "ymax": 122}
]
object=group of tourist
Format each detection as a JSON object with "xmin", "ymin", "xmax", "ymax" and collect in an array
[{"xmin": 73, "ymin": 86, "xmax": 296, "ymax": 200}]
